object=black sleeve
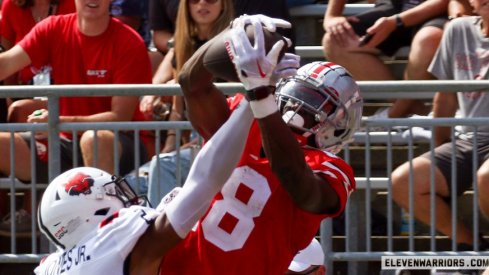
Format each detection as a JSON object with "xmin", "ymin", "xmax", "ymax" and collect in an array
[
  {"xmin": 149, "ymin": 0, "xmax": 178, "ymax": 32},
  {"xmin": 233, "ymin": 0, "xmax": 295, "ymax": 52}
]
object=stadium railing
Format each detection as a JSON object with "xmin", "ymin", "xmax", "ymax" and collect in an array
[{"xmin": 1, "ymin": 81, "xmax": 489, "ymax": 275}]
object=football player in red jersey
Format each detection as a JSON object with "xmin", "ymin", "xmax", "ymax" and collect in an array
[{"xmin": 158, "ymin": 15, "xmax": 363, "ymax": 274}]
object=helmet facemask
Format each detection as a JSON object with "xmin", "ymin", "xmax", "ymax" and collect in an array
[
  {"xmin": 276, "ymin": 65, "xmax": 362, "ymax": 153},
  {"xmin": 106, "ymin": 175, "xmax": 150, "ymax": 208}
]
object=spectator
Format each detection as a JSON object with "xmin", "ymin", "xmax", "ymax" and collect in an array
[
  {"xmin": 149, "ymin": 0, "xmax": 179, "ymax": 55},
  {"xmin": 391, "ymin": 1, "xmax": 489, "ymax": 251},
  {"xmin": 133, "ymin": 0, "xmax": 235, "ymax": 205},
  {"xmin": 34, "ymin": 98, "xmax": 254, "ymax": 274},
  {"xmin": 110, "ymin": 0, "xmax": 150, "ymax": 47},
  {"xmin": 0, "ymin": 0, "xmax": 75, "ymax": 234},
  {"xmin": 161, "ymin": 0, "xmax": 234, "ymax": 151},
  {"xmin": 286, "ymin": 238, "xmax": 326, "ymax": 275},
  {"xmin": 322, "ymin": 0, "xmax": 448, "ymax": 118},
  {"xmin": 149, "ymin": 0, "xmax": 294, "ymax": 55},
  {"xmin": 158, "ymin": 15, "xmax": 362, "ymax": 274},
  {"xmin": 110, "ymin": 0, "xmax": 165, "ymax": 76},
  {"xmin": 0, "ymin": 0, "xmax": 151, "ymax": 206},
  {"xmin": 1, "ymin": 0, "xmax": 75, "ymax": 123}
]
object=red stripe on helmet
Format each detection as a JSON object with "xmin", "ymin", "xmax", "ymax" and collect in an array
[{"xmin": 310, "ymin": 62, "xmax": 336, "ymax": 79}]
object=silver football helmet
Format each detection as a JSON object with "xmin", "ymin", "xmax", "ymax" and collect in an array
[
  {"xmin": 38, "ymin": 167, "xmax": 146, "ymax": 249},
  {"xmin": 276, "ymin": 61, "xmax": 363, "ymax": 153}
]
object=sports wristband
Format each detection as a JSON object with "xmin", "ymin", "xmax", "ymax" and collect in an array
[
  {"xmin": 249, "ymin": 93, "xmax": 278, "ymax": 119},
  {"xmin": 245, "ymin": 86, "xmax": 275, "ymax": 101},
  {"xmin": 395, "ymin": 14, "xmax": 404, "ymax": 29}
]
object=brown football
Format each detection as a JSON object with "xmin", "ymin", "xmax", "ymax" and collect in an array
[{"xmin": 203, "ymin": 24, "xmax": 287, "ymax": 82}]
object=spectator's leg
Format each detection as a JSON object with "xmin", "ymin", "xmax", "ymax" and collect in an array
[
  {"xmin": 391, "ymin": 157, "xmax": 474, "ymax": 245},
  {"xmin": 322, "ymin": 32, "xmax": 395, "ymax": 80},
  {"xmin": 147, "ymin": 148, "xmax": 192, "ymax": 206},
  {"xmin": 389, "ymin": 26, "xmax": 443, "ymax": 118},
  {"xmin": 0, "ymin": 132, "xmax": 33, "ymax": 181},
  {"xmin": 477, "ymin": 159, "xmax": 489, "ymax": 220},
  {"xmin": 80, "ymin": 130, "xmax": 118, "ymax": 174}
]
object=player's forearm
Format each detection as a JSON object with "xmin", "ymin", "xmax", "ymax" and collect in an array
[
  {"xmin": 189, "ymin": 100, "xmax": 252, "ymax": 191},
  {"xmin": 178, "ymin": 38, "xmax": 215, "ymax": 98},
  {"xmin": 164, "ymin": 100, "xmax": 253, "ymax": 238},
  {"xmin": 258, "ymin": 113, "xmax": 338, "ymax": 213},
  {"xmin": 177, "ymin": 33, "xmax": 230, "ymax": 140}
]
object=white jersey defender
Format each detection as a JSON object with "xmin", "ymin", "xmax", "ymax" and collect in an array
[{"xmin": 36, "ymin": 205, "xmax": 159, "ymax": 275}]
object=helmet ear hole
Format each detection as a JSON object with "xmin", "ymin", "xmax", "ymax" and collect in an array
[
  {"xmin": 94, "ymin": 208, "xmax": 111, "ymax": 216},
  {"xmin": 334, "ymin": 129, "xmax": 346, "ymax": 137}
]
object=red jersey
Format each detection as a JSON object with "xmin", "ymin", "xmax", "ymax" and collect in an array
[
  {"xmin": 160, "ymin": 94, "xmax": 356, "ymax": 274},
  {"xmin": 19, "ymin": 14, "xmax": 152, "ymax": 139},
  {"xmin": 0, "ymin": 0, "xmax": 75, "ymax": 84}
]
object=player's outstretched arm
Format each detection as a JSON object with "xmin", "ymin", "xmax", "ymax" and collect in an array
[
  {"xmin": 177, "ymin": 31, "xmax": 231, "ymax": 141},
  {"xmin": 130, "ymin": 99, "xmax": 253, "ymax": 274}
]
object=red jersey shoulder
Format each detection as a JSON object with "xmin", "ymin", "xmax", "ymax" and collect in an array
[{"xmin": 303, "ymin": 148, "xmax": 355, "ymax": 188}]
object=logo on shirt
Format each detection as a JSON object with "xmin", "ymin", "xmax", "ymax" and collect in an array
[
  {"xmin": 64, "ymin": 173, "xmax": 94, "ymax": 196},
  {"xmin": 86, "ymin": 70, "xmax": 107, "ymax": 78},
  {"xmin": 54, "ymin": 226, "xmax": 68, "ymax": 240}
]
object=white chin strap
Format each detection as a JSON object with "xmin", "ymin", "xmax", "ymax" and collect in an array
[{"xmin": 282, "ymin": 110, "xmax": 305, "ymax": 128}]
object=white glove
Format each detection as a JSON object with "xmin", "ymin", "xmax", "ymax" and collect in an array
[
  {"xmin": 270, "ymin": 52, "xmax": 300, "ymax": 86},
  {"xmin": 231, "ymin": 14, "xmax": 291, "ymax": 33},
  {"xmin": 227, "ymin": 20, "xmax": 286, "ymax": 90}
]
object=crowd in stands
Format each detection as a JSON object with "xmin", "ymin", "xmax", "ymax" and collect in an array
[
  {"xmin": 1, "ymin": 0, "xmax": 489, "ymax": 272},
  {"xmin": 391, "ymin": 0, "xmax": 489, "ymax": 254}
]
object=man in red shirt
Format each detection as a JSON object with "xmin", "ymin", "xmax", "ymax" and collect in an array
[
  {"xmin": 1, "ymin": 0, "xmax": 76, "ymax": 85},
  {"xmin": 159, "ymin": 15, "xmax": 363, "ymax": 274},
  {"xmin": 0, "ymin": 0, "xmax": 152, "ymax": 183}
]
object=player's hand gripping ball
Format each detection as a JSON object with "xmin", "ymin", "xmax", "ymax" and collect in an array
[{"xmin": 203, "ymin": 17, "xmax": 288, "ymax": 84}]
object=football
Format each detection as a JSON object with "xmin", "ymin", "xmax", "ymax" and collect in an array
[{"xmin": 203, "ymin": 24, "xmax": 287, "ymax": 82}]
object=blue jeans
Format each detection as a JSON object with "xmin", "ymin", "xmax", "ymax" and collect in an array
[
  {"xmin": 147, "ymin": 148, "xmax": 193, "ymax": 206},
  {"xmin": 124, "ymin": 161, "xmax": 150, "ymax": 197}
]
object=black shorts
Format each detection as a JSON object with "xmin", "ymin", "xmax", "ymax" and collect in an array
[
  {"xmin": 421, "ymin": 136, "xmax": 489, "ymax": 197},
  {"xmin": 350, "ymin": 1, "xmax": 447, "ymax": 56},
  {"xmin": 20, "ymin": 131, "xmax": 148, "ymax": 183}
]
